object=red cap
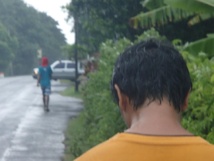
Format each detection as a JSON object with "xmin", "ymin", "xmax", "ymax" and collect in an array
[{"xmin": 41, "ymin": 57, "xmax": 48, "ymax": 67}]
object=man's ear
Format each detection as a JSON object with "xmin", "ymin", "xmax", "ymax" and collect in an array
[
  {"xmin": 182, "ymin": 91, "xmax": 190, "ymax": 111},
  {"xmin": 114, "ymin": 84, "xmax": 129, "ymax": 112}
]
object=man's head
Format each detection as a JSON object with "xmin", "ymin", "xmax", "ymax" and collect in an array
[
  {"xmin": 111, "ymin": 39, "xmax": 192, "ymax": 113},
  {"xmin": 41, "ymin": 57, "xmax": 49, "ymax": 67}
]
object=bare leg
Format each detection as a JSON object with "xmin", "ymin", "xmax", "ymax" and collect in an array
[
  {"xmin": 43, "ymin": 95, "xmax": 45, "ymax": 107},
  {"xmin": 44, "ymin": 95, "xmax": 49, "ymax": 111}
]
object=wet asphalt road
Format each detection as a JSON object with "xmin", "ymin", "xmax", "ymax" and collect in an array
[{"xmin": 0, "ymin": 76, "xmax": 83, "ymax": 161}]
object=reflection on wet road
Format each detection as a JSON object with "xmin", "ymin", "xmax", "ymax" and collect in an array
[{"xmin": 0, "ymin": 76, "xmax": 83, "ymax": 161}]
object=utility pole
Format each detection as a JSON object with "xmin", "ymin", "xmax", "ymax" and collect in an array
[
  {"xmin": 74, "ymin": 15, "xmax": 79, "ymax": 92},
  {"xmin": 10, "ymin": 61, "xmax": 13, "ymax": 76}
]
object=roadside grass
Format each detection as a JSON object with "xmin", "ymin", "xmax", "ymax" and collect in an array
[
  {"xmin": 63, "ymin": 118, "xmax": 80, "ymax": 161},
  {"xmin": 60, "ymin": 80, "xmax": 83, "ymax": 99},
  {"xmin": 62, "ymin": 153, "xmax": 74, "ymax": 161},
  {"xmin": 60, "ymin": 80, "xmax": 84, "ymax": 161}
]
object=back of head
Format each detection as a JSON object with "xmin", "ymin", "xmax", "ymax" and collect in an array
[
  {"xmin": 41, "ymin": 57, "xmax": 49, "ymax": 67},
  {"xmin": 111, "ymin": 39, "xmax": 192, "ymax": 112}
]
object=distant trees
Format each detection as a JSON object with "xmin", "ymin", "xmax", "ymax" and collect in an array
[
  {"xmin": 0, "ymin": 23, "xmax": 17, "ymax": 74},
  {"xmin": 0, "ymin": 0, "xmax": 67, "ymax": 75}
]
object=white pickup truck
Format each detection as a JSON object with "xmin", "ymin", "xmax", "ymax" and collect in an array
[{"xmin": 33, "ymin": 60, "xmax": 85, "ymax": 81}]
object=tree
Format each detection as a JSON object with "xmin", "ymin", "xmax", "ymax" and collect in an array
[
  {"xmin": 0, "ymin": 22, "xmax": 17, "ymax": 75},
  {"xmin": 0, "ymin": 0, "xmax": 67, "ymax": 75}
]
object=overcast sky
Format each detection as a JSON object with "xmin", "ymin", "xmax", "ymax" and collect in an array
[{"xmin": 23, "ymin": 0, "xmax": 75, "ymax": 44}]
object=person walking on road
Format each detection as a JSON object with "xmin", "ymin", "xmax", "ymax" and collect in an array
[
  {"xmin": 37, "ymin": 56, "xmax": 52, "ymax": 112},
  {"xmin": 75, "ymin": 39, "xmax": 214, "ymax": 161}
]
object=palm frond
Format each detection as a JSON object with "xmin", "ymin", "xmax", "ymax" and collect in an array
[{"xmin": 142, "ymin": 0, "xmax": 165, "ymax": 10}]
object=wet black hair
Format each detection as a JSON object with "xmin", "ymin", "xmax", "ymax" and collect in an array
[{"xmin": 111, "ymin": 39, "xmax": 192, "ymax": 112}]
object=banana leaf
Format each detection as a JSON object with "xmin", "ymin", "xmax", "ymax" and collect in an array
[
  {"xmin": 184, "ymin": 34, "xmax": 214, "ymax": 57},
  {"xmin": 164, "ymin": 0, "xmax": 214, "ymax": 13},
  {"xmin": 130, "ymin": 6, "xmax": 194, "ymax": 29}
]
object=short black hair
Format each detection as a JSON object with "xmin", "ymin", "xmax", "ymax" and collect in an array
[{"xmin": 111, "ymin": 39, "xmax": 192, "ymax": 112}]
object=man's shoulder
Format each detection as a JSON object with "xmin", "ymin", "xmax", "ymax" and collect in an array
[
  {"xmin": 38, "ymin": 66, "xmax": 42, "ymax": 72},
  {"xmin": 38, "ymin": 66, "xmax": 51, "ymax": 70},
  {"xmin": 75, "ymin": 134, "xmax": 214, "ymax": 161},
  {"xmin": 74, "ymin": 134, "xmax": 119, "ymax": 161},
  {"xmin": 48, "ymin": 65, "xmax": 52, "ymax": 71}
]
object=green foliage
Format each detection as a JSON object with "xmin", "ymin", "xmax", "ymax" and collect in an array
[
  {"xmin": 198, "ymin": 0, "xmax": 214, "ymax": 7},
  {"xmin": 61, "ymin": 84, "xmax": 82, "ymax": 99},
  {"xmin": 131, "ymin": 5, "xmax": 194, "ymax": 29},
  {"xmin": 184, "ymin": 34, "xmax": 214, "ymax": 57},
  {"xmin": 182, "ymin": 51, "xmax": 214, "ymax": 143},
  {"xmin": 135, "ymin": 27, "xmax": 166, "ymax": 43},
  {"xmin": 142, "ymin": 0, "xmax": 165, "ymax": 10},
  {"xmin": 165, "ymin": 0, "xmax": 214, "ymax": 13},
  {"xmin": 66, "ymin": 0, "xmax": 214, "ymax": 61},
  {"xmin": 62, "ymin": 44, "xmax": 88, "ymax": 60},
  {"xmin": 131, "ymin": 0, "xmax": 214, "ymax": 63},
  {"xmin": 0, "ymin": 23, "xmax": 17, "ymax": 73},
  {"xmin": 66, "ymin": 0, "xmax": 144, "ymax": 55}
]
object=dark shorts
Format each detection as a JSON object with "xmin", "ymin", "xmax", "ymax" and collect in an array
[{"xmin": 41, "ymin": 86, "xmax": 51, "ymax": 95}]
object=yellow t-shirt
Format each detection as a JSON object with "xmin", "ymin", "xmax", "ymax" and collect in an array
[{"xmin": 75, "ymin": 133, "xmax": 214, "ymax": 161}]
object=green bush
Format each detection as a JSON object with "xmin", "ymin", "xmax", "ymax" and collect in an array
[
  {"xmin": 182, "ymin": 51, "xmax": 214, "ymax": 143},
  {"xmin": 65, "ymin": 38, "xmax": 131, "ymax": 158}
]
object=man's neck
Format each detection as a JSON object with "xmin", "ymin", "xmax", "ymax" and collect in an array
[{"xmin": 125, "ymin": 99, "xmax": 193, "ymax": 136}]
